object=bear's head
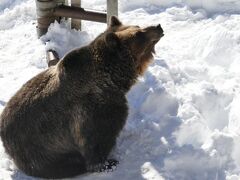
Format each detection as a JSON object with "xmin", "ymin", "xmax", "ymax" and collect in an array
[
  {"xmin": 60, "ymin": 16, "xmax": 164, "ymax": 92},
  {"xmin": 105, "ymin": 16, "xmax": 164, "ymax": 75}
]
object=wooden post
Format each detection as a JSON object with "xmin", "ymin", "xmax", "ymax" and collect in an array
[
  {"xmin": 35, "ymin": 0, "xmax": 57, "ymax": 38},
  {"xmin": 35, "ymin": 0, "xmax": 118, "ymax": 67},
  {"xmin": 71, "ymin": 0, "xmax": 81, "ymax": 30},
  {"xmin": 35, "ymin": 0, "xmax": 66, "ymax": 38},
  {"xmin": 36, "ymin": 0, "xmax": 116, "ymax": 37},
  {"xmin": 107, "ymin": 0, "xmax": 118, "ymax": 26}
]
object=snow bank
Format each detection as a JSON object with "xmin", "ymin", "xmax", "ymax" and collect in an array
[
  {"xmin": 0, "ymin": 0, "xmax": 46, "ymax": 112},
  {"xmin": 0, "ymin": 0, "xmax": 30, "ymax": 13},
  {"xmin": 82, "ymin": 0, "xmax": 240, "ymax": 15},
  {"xmin": 119, "ymin": 0, "xmax": 240, "ymax": 15},
  {"xmin": 0, "ymin": 0, "xmax": 36, "ymax": 30},
  {"xmin": 1, "ymin": 0, "xmax": 240, "ymax": 180}
]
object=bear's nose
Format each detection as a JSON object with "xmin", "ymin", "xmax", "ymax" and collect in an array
[{"xmin": 156, "ymin": 24, "xmax": 164, "ymax": 36}]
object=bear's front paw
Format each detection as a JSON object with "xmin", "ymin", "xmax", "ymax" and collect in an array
[
  {"xmin": 87, "ymin": 159, "xmax": 119, "ymax": 173},
  {"xmin": 101, "ymin": 159, "xmax": 119, "ymax": 172}
]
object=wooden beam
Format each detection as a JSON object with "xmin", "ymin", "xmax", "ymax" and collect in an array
[{"xmin": 53, "ymin": 5, "xmax": 107, "ymax": 23}]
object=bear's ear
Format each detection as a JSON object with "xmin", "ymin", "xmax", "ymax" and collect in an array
[
  {"xmin": 110, "ymin": 16, "xmax": 122, "ymax": 27},
  {"xmin": 105, "ymin": 32, "xmax": 120, "ymax": 48}
]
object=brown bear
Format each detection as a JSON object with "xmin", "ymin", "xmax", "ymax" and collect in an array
[{"xmin": 0, "ymin": 16, "xmax": 164, "ymax": 179}]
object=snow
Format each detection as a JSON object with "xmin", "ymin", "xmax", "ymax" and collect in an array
[
  {"xmin": 42, "ymin": 21, "xmax": 91, "ymax": 58},
  {"xmin": 1, "ymin": 0, "xmax": 240, "ymax": 179}
]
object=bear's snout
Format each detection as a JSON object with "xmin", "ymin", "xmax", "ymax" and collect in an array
[{"xmin": 144, "ymin": 24, "xmax": 164, "ymax": 42}]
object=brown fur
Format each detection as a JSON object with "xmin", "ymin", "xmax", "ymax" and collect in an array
[{"xmin": 0, "ymin": 16, "xmax": 164, "ymax": 179}]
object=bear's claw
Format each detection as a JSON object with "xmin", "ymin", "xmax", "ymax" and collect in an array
[{"xmin": 87, "ymin": 159, "xmax": 119, "ymax": 173}]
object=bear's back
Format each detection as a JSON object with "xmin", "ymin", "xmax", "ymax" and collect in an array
[{"xmin": 0, "ymin": 66, "xmax": 70, "ymax": 155}]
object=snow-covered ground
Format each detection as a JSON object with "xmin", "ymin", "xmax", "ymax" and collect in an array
[{"xmin": 1, "ymin": 0, "xmax": 240, "ymax": 179}]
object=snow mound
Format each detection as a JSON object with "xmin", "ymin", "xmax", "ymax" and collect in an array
[{"xmin": 42, "ymin": 21, "xmax": 91, "ymax": 58}]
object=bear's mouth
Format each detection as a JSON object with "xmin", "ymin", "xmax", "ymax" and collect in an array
[{"xmin": 152, "ymin": 40, "xmax": 160, "ymax": 44}]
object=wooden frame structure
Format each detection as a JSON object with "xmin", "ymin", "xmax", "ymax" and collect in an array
[{"xmin": 35, "ymin": 0, "xmax": 118, "ymax": 66}]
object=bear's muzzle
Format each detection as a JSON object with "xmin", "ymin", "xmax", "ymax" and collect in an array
[{"xmin": 144, "ymin": 24, "xmax": 164, "ymax": 42}]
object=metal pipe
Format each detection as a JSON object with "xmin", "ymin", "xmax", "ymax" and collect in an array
[
  {"xmin": 46, "ymin": 50, "xmax": 60, "ymax": 66},
  {"xmin": 53, "ymin": 5, "xmax": 107, "ymax": 23}
]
